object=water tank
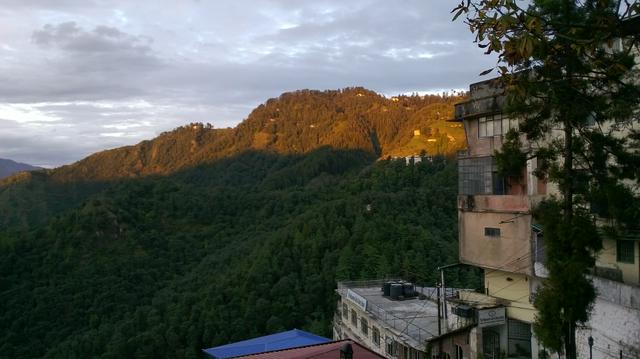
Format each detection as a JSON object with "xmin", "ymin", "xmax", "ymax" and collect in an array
[
  {"xmin": 390, "ymin": 283, "xmax": 403, "ymax": 299},
  {"xmin": 383, "ymin": 282, "xmax": 392, "ymax": 296},
  {"xmin": 403, "ymin": 283, "xmax": 415, "ymax": 297},
  {"xmin": 453, "ymin": 305, "xmax": 474, "ymax": 318}
]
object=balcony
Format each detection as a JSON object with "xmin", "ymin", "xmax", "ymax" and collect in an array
[
  {"xmin": 454, "ymin": 79, "xmax": 506, "ymax": 120},
  {"xmin": 458, "ymin": 195, "xmax": 542, "ymax": 213},
  {"xmin": 454, "ymin": 96, "xmax": 506, "ymax": 120}
]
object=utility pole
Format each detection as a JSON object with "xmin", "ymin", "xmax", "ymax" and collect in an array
[
  {"xmin": 436, "ymin": 283, "xmax": 442, "ymax": 336},
  {"xmin": 441, "ymin": 269, "xmax": 448, "ymax": 329},
  {"xmin": 437, "ymin": 263, "xmax": 462, "ymax": 333}
]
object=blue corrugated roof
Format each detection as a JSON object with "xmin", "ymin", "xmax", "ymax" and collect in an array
[{"xmin": 202, "ymin": 329, "xmax": 330, "ymax": 359}]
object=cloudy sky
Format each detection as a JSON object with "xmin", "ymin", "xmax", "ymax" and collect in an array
[{"xmin": 0, "ymin": 0, "xmax": 496, "ymax": 168}]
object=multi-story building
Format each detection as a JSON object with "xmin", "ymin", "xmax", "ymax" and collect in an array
[
  {"xmin": 333, "ymin": 280, "xmax": 473, "ymax": 359},
  {"xmin": 451, "ymin": 77, "xmax": 640, "ymax": 359}
]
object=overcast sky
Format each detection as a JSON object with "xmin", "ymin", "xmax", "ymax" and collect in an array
[{"xmin": 0, "ymin": 0, "xmax": 496, "ymax": 168}]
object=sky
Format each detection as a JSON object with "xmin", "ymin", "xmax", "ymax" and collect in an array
[{"xmin": 0, "ymin": 0, "xmax": 497, "ymax": 168}]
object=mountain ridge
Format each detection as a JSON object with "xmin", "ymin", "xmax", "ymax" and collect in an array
[
  {"xmin": 3, "ymin": 87, "xmax": 465, "ymax": 185},
  {"xmin": 0, "ymin": 158, "xmax": 40, "ymax": 180}
]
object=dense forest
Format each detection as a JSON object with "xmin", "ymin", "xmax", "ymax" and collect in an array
[{"xmin": 0, "ymin": 149, "xmax": 477, "ymax": 358}]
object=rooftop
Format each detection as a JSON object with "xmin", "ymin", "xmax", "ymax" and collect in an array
[
  {"xmin": 202, "ymin": 329, "xmax": 330, "ymax": 359},
  {"xmin": 233, "ymin": 339, "xmax": 384, "ymax": 359},
  {"xmin": 337, "ymin": 280, "xmax": 458, "ymax": 349}
]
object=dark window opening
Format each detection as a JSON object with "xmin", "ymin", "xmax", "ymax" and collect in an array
[
  {"xmin": 617, "ymin": 240, "xmax": 635, "ymax": 264},
  {"xmin": 485, "ymin": 227, "xmax": 501, "ymax": 237},
  {"xmin": 350, "ymin": 309, "xmax": 357, "ymax": 327}
]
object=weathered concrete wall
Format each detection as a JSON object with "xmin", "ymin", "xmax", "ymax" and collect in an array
[
  {"xmin": 596, "ymin": 238, "xmax": 640, "ymax": 285},
  {"xmin": 485, "ymin": 271, "xmax": 536, "ymax": 323},
  {"xmin": 459, "ymin": 195, "xmax": 537, "ymax": 213},
  {"xmin": 335, "ymin": 298, "xmax": 389, "ymax": 358},
  {"xmin": 577, "ymin": 296, "xmax": 640, "ymax": 359},
  {"xmin": 459, "ymin": 211, "xmax": 533, "ymax": 275},
  {"xmin": 592, "ymin": 276, "xmax": 640, "ymax": 311}
]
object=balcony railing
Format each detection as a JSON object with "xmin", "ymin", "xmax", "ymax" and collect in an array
[
  {"xmin": 454, "ymin": 95, "xmax": 506, "ymax": 120},
  {"xmin": 458, "ymin": 194, "xmax": 543, "ymax": 213},
  {"xmin": 337, "ymin": 282, "xmax": 462, "ymax": 349}
]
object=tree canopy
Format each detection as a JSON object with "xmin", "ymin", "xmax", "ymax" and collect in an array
[{"xmin": 0, "ymin": 149, "xmax": 479, "ymax": 358}]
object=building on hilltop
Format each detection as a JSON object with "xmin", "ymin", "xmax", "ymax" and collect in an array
[{"xmin": 449, "ymin": 76, "xmax": 640, "ymax": 359}]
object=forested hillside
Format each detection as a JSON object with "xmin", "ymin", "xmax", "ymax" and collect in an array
[
  {"xmin": 16, "ymin": 88, "xmax": 465, "ymax": 183},
  {"xmin": 0, "ymin": 149, "xmax": 477, "ymax": 358}
]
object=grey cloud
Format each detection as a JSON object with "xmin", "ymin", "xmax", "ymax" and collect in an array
[
  {"xmin": 0, "ymin": 0, "xmax": 496, "ymax": 167},
  {"xmin": 0, "ymin": 22, "xmax": 163, "ymax": 103},
  {"xmin": 32, "ymin": 22, "xmax": 153, "ymax": 55}
]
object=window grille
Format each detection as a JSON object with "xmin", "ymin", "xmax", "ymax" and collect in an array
[
  {"xmin": 360, "ymin": 318, "xmax": 368, "ymax": 336},
  {"xmin": 351, "ymin": 309, "xmax": 357, "ymax": 327},
  {"xmin": 372, "ymin": 327, "xmax": 380, "ymax": 346},
  {"xmin": 617, "ymin": 240, "xmax": 635, "ymax": 264},
  {"xmin": 479, "ymin": 114, "xmax": 519, "ymax": 137},
  {"xmin": 459, "ymin": 156, "xmax": 494, "ymax": 195}
]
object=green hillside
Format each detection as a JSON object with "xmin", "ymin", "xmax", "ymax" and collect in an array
[
  {"xmin": 8, "ymin": 88, "xmax": 465, "ymax": 184},
  {"xmin": 0, "ymin": 149, "xmax": 477, "ymax": 358},
  {"xmin": 0, "ymin": 88, "xmax": 475, "ymax": 358}
]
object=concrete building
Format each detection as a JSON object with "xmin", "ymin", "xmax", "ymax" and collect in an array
[
  {"xmin": 333, "ymin": 280, "xmax": 473, "ymax": 359},
  {"xmin": 450, "ymin": 76, "xmax": 640, "ymax": 359}
]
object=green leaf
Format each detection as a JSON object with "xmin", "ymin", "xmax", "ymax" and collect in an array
[
  {"xmin": 479, "ymin": 68, "xmax": 495, "ymax": 76},
  {"xmin": 452, "ymin": 8, "xmax": 465, "ymax": 22}
]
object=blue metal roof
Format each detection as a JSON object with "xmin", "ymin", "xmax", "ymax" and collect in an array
[{"xmin": 202, "ymin": 329, "xmax": 330, "ymax": 359}]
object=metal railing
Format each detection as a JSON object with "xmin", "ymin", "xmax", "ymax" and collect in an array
[{"xmin": 337, "ymin": 282, "xmax": 463, "ymax": 348}]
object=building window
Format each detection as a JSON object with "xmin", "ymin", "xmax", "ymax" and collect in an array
[
  {"xmin": 351, "ymin": 309, "xmax": 357, "ymax": 327},
  {"xmin": 508, "ymin": 319, "xmax": 532, "ymax": 358},
  {"xmin": 459, "ymin": 156, "xmax": 504, "ymax": 195},
  {"xmin": 372, "ymin": 327, "xmax": 380, "ymax": 346},
  {"xmin": 360, "ymin": 318, "xmax": 368, "ymax": 336},
  {"xmin": 485, "ymin": 227, "xmax": 501, "ymax": 237},
  {"xmin": 455, "ymin": 345, "xmax": 464, "ymax": 359},
  {"xmin": 386, "ymin": 338, "xmax": 397, "ymax": 357},
  {"xmin": 479, "ymin": 114, "xmax": 518, "ymax": 137},
  {"xmin": 342, "ymin": 303, "xmax": 348, "ymax": 319},
  {"xmin": 617, "ymin": 240, "xmax": 635, "ymax": 264}
]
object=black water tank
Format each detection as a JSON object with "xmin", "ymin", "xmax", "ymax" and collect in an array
[
  {"xmin": 403, "ymin": 282, "xmax": 415, "ymax": 297},
  {"xmin": 383, "ymin": 282, "xmax": 392, "ymax": 296},
  {"xmin": 390, "ymin": 283, "xmax": 403, "ymax": 299}
]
